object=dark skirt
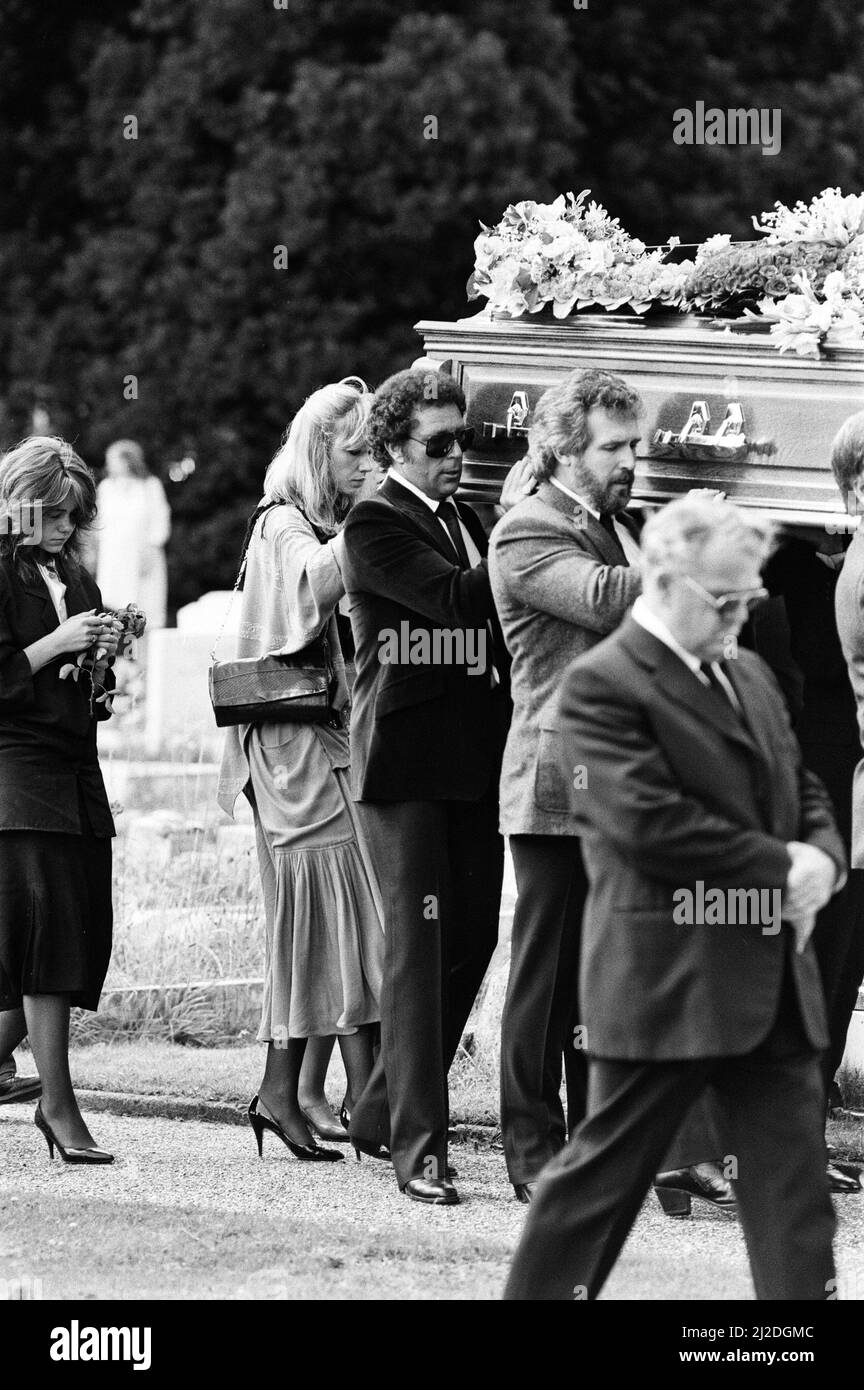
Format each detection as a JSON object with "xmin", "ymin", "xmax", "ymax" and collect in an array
[{"xmin": 0, "ymin": 797, "xmax": 113, "ymax": 1012}]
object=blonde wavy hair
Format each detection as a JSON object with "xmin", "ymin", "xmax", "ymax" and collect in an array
[
  {"xmin": 263, "ymin": 377, "xmax": 373, "ymax": 533},
  {"xmin": 0, "ymin": 435, "xmax": 97, "ymax": 577}
]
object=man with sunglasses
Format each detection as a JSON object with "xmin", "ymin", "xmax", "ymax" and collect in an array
[
  {"xmin": 342, "ymin": 368, "xmax": 510, "ymax": 1205},
  {"xmin": 505, "ymin": 495, "xmax": 845, "ymax": 1300}
]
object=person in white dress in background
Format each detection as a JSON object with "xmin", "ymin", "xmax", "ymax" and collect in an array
[{"xmin": 93, "ymin": 440, "xmax": 171, "ymax": 628}]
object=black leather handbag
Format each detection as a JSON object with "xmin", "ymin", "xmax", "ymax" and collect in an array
[{"xmin": 208, "ymin": 503, "xmax": 336, "ymax": 728}]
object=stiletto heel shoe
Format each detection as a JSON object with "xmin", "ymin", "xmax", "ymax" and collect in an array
[
  {"xmin": 248, "ymin": 1095, "xmax": 343, "ymax": 1162},
  {"xmin": 299, "ymin": 1105, "xmax": 349, "ymax": 1144},
  {"xmin": 341, "ymin": 1096, "xmax": 391, "ymax": 1162},
  {"xmin": 350, "ymin": 1136, "xmax": 392, "ymax": 1163},
  {"xmin": 34, "ymin": 1103, "xmax": 114, "ymax": 1165}
]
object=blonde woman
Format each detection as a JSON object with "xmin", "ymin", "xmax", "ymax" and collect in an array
[
  {"xmin": 0, "ymin": 437, "xmax": 121, "ymax": 1163},
  {"xmin": 218, "ymin": 379, "xmax": 384, "ymax": 1163}
]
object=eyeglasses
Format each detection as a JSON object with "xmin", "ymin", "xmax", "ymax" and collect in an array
[
  {"xmin": 682, "ymin": 575, "xmax": 769, "ymax": 620},
  {"xmin": 406, "ymin": 427, "xmax": 475, "ymax": 459}
]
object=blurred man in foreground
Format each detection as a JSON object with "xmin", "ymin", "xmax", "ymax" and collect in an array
[{"xmin": 505, "ymin": 496, "xmax": 845, "ymax": 1300}]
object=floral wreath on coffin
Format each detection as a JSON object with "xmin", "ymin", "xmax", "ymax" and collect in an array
[{"xmin": 467, "ymin": 187, "xmax": 864, "ymax": 358}]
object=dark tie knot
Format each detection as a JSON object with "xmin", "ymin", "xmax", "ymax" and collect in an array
[{"xmin": 598, "ymin": 512, "xmax": 617, "ymax": 536}]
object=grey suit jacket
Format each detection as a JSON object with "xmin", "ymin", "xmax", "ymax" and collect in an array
[
  {"xmin": 488, "ymin": 481, "xmax": 642, "ymax": 836},
  {"xmin": 834, "ymin": 525, "xmax": 864, "ymax": 865}
]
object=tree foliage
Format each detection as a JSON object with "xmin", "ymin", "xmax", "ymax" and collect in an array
[{"xmin": 1, "ymin": 0, "xmax": 863, "ymax": 609}]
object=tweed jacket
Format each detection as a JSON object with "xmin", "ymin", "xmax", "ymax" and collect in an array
[
  {"xmin": 216, "ymin": 504, "xmax": 350, "ymax": 816},
  {"xmin": 488, "ymin": 481, "xmax": 642, "ymax": 836}
]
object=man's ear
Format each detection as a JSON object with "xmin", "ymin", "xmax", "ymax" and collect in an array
[
  {"xmin": 851, "ymin": 475, "xmax": 864, "ymax": 515},
  {"xmin": 386, "ymin": 441, "xmax": 405, "ymax": 468}
]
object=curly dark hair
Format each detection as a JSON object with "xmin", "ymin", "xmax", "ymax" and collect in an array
[
  {"xmin": 366, "ymin": 369, "xmax": 467, "ymax": 467},
  {"xmin": 529, "ymin": 369, "xmax": 643, "ymax": 481}
]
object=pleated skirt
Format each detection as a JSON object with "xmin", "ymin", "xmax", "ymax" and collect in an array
[
  {"xmin": 0, "ymin": 799, "xmax": 113, "ymax": 1012},
  {"xmin": 247, "ymin": 720, "xmax": 384, "ymax": 1040}
]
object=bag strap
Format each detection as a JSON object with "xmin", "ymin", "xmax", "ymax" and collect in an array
[
  {"xmin": 210, "ymin": 500, "xmax": 337, "ymax": 663},
  {"xmin": 210, "ymin": 500, "xmax": 282, "ymax": 662}
]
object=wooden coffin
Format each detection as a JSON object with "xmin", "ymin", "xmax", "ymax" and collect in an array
[{"xmin": 415, "ymin": 310, "xmax": 864, "ymax": 530}]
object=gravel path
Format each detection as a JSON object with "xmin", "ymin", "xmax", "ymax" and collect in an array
[{"xmin": 1, "ymin": 1108, "xmax": 862, "ymax": 1300}]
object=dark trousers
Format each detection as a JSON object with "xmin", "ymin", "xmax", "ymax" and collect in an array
[
  {"xmin": 349, "ymin": 781, "xmax": 503, "ymax": 1188},
  {"xmin": 504, "ymin": 966, "xmax": 835, "ymax": 1301},
  {"xmin": 500, "ymin": 835, "xmax": 589, "ymax": 1184},
  {"xmin": 812, "ymin": 866, "xmax": 864, "ymax": 1101}
]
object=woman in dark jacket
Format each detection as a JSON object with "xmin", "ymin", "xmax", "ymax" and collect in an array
[{"xmin": 0, "ymin": 437, "xmax": 122, "ymax": 1163}]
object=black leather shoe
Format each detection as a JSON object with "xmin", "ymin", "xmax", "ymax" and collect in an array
[
  {"xmin": 0, "ymin": 1075, "xmax": 42, "ymax": 1105},
  {"xmin": 827, "ymin": 1160, "xmax": 862, "ymax": 1193},
  {"xmin": 404, "ymin": 1178, "xmax": 460, "ymax": 1205},
  {"xmin": 654, "ymin": 1164, "xmax": 736, "ymax": 1217},
  {"xmin": 513, "ymin": 1182, "xmax": 536, "ymax": 1204}
]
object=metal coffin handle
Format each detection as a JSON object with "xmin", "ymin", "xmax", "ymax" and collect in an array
[
  {"xmin": 652, "ymin": 401, "xmax": 748, "ymax": 462},
  {"xmin": 481, "ymin": 390, "xmax": 531, "ymax": 441}
]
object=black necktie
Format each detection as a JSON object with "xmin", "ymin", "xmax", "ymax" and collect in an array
[
  {"xmin": 436, "ymin": 500, "xmax": 471, "ymax": 568},
  {"xmin": 699, "ymin": 661, "xmax": 735, "ymax": 708},
  {"xmin": 597, "ymin": 511, "xmax": 628, "ymax": 565}
]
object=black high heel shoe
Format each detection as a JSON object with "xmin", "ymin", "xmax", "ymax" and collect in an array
[
  {"xmin": 248, "ymin": 1095, "xmax": 343, "ymax": 1162},
  {"xmin": 299, "ymin": 1105, "xmax": 350, "ymax": 1144},
  {"xmin": 340, "ymin": 1095, "xmax": 392, "ymax": 1162},
  {"xmin": 34, "ymin": 1103, "xmax": 114, "ymax": 1165}
]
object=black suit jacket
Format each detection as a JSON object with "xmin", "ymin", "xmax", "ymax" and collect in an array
[
  {"xmin": 0, "ymin": 555, "xmax": 115, "ymax": 835},
  {"xmin": 553, "ymin": 614, "xmax": 845, "ymax": 1060},
  {"xmin": 343, "ymin": 475, "xmax": 510, "ymax": 801}
]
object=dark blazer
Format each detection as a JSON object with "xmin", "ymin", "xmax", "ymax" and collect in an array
[
  {"xmin": 552, "ymin": 614, "xmax": 845, "ymax": 1060},
  {"xmin": 0, "ymin": 555, "xmax": 115, "ymax": 835},
  {"xmin": 342, "ymin": 475, "xmax": 510, "ymax": 801}
]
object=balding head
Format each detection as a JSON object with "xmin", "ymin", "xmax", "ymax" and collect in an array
[{"xmin": 639, "ymin": 497, "xmax": 773, "ymax": 662}]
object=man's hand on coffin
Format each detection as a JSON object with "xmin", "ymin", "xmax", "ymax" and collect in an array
[{"xmin": 498, "ymin": 455, "xmax": 538, "ymax": 512}]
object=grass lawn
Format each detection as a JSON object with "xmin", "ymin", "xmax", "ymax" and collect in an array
[
  {"xmin": 14, "ymin": 1038, "xmax": 854, "ymax": 1158},
  {"xmin": 57, "ymin": 1038, "xmax": 500, "ymax": 1130}
]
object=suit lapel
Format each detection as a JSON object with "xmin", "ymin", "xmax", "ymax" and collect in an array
[
  {"xmin": 620, "ymin": 617, "xmax": 759, "ymax": 756},
  {"xmin": 535, "ymin": 481, "xmax": 629, "ymax": 567},
  {"xmin": 379, "ymin": 476, "xmax": 456, "ymax": 563}
]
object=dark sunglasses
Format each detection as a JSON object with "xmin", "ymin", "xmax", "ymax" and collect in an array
[{"xmin": 406, "ymin": 426, "xmax": 475, "ymax": 459}]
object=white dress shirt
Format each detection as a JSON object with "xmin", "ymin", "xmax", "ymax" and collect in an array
[
  {"xmin": 631, "ymin": 595, "xmax": 741, "ymax": 709},
  {"xmin": 36, "ymin": 561, "xmax": 68, "ymax": 621},
  {"xmin": 548, "ymin": 475, "xmax": 642, "ymax": 567},
  {"xmin": 386, "ymin": 467, "xmax": 498, "ymax": 684},
  {"xmin": 387, "ymin": 468, "xmax": 482, "ymax": 566}
]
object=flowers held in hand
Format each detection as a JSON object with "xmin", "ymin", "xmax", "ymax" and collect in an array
[{"xmin": 59, "ymin": 602, "xmax": 147, "ymax": 715}]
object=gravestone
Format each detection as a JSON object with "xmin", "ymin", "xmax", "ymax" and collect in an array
[{"xmin": 145, "ymin": 591, "xmax": 237, "ymax": 759}]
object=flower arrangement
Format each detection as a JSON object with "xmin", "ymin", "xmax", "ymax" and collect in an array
[
  {"xmin": 467, "ymin": 190, "xmax": 689, "ymax": 319},
  {"xmin": 468, "ymin": 187, "xmax": 864, "ymax": 357},
  {"xmin": 59, "ymin": 602, "xmax": 147, "ymax": 715}
]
